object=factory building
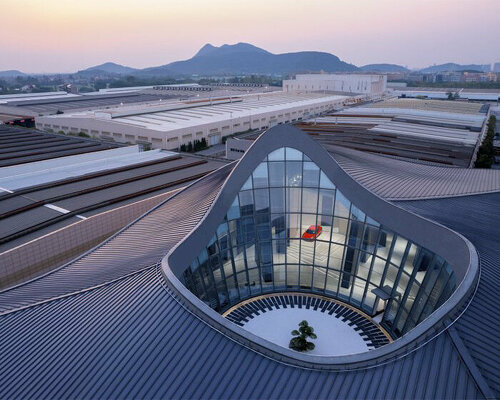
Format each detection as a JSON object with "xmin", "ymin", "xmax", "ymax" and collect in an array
[
  {"xmin": 283, "ymin": 73, "xmax": 387, "ymax": 95},
  {"xmin": 35, "ymin": 92, "xmax": 357, "ymax": 150}
]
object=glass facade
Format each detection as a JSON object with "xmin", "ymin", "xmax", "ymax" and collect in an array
[{"xmin": 182, "ymin": 147, "xmax": 456, "ymax": 338}]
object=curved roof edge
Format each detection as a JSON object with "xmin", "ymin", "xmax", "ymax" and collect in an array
[{"xmin": 162, "ymin": 124, "xmax": 479, "ymax": 369}]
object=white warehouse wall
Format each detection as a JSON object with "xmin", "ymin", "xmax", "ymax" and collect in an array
[
  {"xmin": 283, "ymin": 74, "xmax": 387, "ymax": 95},
  {"xmin": 35, "ymin": 94, "xmax": 351, "ymax": 150}
]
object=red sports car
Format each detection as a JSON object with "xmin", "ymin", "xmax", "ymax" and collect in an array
[{"xmin": 302, "ymin": 225, "xmax": 322, "ymax": 240}]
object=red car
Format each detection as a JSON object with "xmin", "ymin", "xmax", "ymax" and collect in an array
[{"xmin": 302, "ymin": 225, "xmax": 322, "ymax": 240}]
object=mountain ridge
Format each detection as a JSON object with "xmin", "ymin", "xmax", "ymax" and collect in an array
[
  {"xmin": 138, "ymin": 42, "xmax": 357, "ymax": 76},
  {"xmin": 78, "ymin": 62, "xmax": 138, "ymax": 75},
  {"xmin": 360, "ymin": 63, "xmax": 409, "ymax": 73},
  {"xmin": 0, "ymin": 70, "xmax": 28, "ymax": 78},
  {"xmin": 419, "ymin": 63, "xmax": 490, "ymax": 73}
]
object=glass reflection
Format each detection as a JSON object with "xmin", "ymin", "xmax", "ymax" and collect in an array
[{"xmin": 183, "ymin": 147, "xmax": 456, "ymax": 339}]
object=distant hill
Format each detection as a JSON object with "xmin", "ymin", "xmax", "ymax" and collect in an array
[
  {"xmin": 0, "ymin": 70, "xmax": 27, "ymax": 78},
  {"xmin": 140, "ymin": 42, "xmax": 358, "ymax": 76},
  {"xmin": 360, "ymin": 64, "xmax": 409, "ymax": 73},
  {"xmin": 419, "ymin": 63, "xmax": 490, "ymax": 73},
  {"xmin": 78, "ymin": 62, "xmax": 138, "ymax": 75}
]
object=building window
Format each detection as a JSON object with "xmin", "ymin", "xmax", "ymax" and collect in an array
[{"xmin": 183, "ymin": 147, "xmax": 457, "ymax": 339}]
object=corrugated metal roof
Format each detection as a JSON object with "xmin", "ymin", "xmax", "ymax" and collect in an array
[
  {"xmin": 0, "ymin": 136, "xmax": 497, "ymax": 399},
  {"xmin": 0, "ymin": 165, "xmax": 230, "ymax": 313},
  {"xmin": 331, "ymin": 147, "xmax": 500, "ymax": 200},
  {"xmin": 398, "ymin": 193, "xmax": 500, "ymax": 397},
  {"xmin": 0, "ymin": 264, "xmax": 483, "ymax": 399}
]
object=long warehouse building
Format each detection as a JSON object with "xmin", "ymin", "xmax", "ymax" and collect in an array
[{"xmin": 35, "ymin": 92, "xmax": 357, "ymax": 150}]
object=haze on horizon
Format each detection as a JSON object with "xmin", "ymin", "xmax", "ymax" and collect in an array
[{"xmin": 1, "ymin": 0, "xmax": 499, "ymax": 74}]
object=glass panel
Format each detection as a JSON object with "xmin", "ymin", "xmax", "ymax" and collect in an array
[
  {"xmin": 272, "ymin": 239, "xmax": 286, "ymax": 264},
  {"xmin": 303, "ymin": 162, "xmax": 320, "ymax": 187},
  {"xmin": 287, "ymin": 188, "xmax": 302, "ymax": 213},
  {"xmin": 391, "ymin": 236, "xmax": 408, "ymax": 266},
  {"xmin": 350, "ymin": 204, "xmax": 366, "ymax": 222},
  {"xmin": 227, "ymin": 197, "xmax": 240, "ymax": 220},
  {"xmin": 247, "ymin": 268, "xmax": 261, "ymax": 295},
  {"xmin": 268, "ymin": 161, "xmax": 285, "ymax": 187},
  {"xmin": 287, "ymin": 264, "xmax": 299, "ymax": 287},
  {"xmin": 402, "ymin": 244, "xmax": 418, "ymax": 274},
  {"xmin": 188, "ymin": 147, "xmax": 458, "ymax": 339},
  {"xmin": 225, "ymin": 275, "xmax": 240, "ymax": 302},
  {"xmin": 286, "ymin": 147, "xmax": 302, "ymax": 160},
  {"xmin": 313, "ymin": 267, "xmax": 327, "ymax": 291},
  {"xmin": 237, "ymin": 271, "xmax": 250, "ymax": 298},
  {"xmin": 242, "ymin": 176, "xmax": 252, "ymax": 190},
  {"xmin": 365, "ymin": 215, "xmax": 380, "ymax": 227},
  {"xmin": 239, "ymin": 190, "xmax": 254, "ymax": 216},
  {"xmin": 252, "ymin": 162, "xmax": 268, "ymax": 188},
  {"xmin": 328, "ymin": 243, "xmax": 344, "ymax": 270},
  {"xmin": 270, "ymin": 188, "xmax": 285, "ymax": 213},
  {"xmin": 300, "ymin": 265, "xmax": 313, "ymax": 289},
  {"xmin": 318, "ymin": 189, "xmax": 335, "ymax": 216},
  {"xmin": 274, "ymin": 264, "xmax": 286, "ymax": 289},
  {"xmin": 370, "ymin": 257, "xmax": 386, "ymax": 287},
  {"xmin": 325, "ymin": 269, "xmax": 340, "ymax": 294},
  {"xmin": 320, "ymin": 171, "xmax": 335, "ymax": 189},
  {"xmin": 334, "ymin": 191, "xmax": 350, "ymax": 218},
  {"xmin": 331, "ymin": 217, "xmax": 349, "ymax": 244},
  {"xmin": 268, "ymin": 147, "xmax": 285, "ymax": 161},
  {"xmin": 271, "ymin": 214, "xmax": 286, "ymax": 239},
  {"xmin": 287, "ymin": 213, "xmax": 301, "ymax": 238},
  {"xmin": 363, "ymin": 284, "xmax": 378, "ymax": 313},
  {"xmin": 314, "ymin": 238, "xmax": 330, "ymax": 267},
  {"xmin": 375, "ymin": 230, "xmax": 394, "ymax": 259},
  {"xmin": 287, "ymin": 239, "xmax": 301, "ymax": 264},
  {"xmin": 302, "ymin": 187, "xmax": 318, "ymax": 213},
  {"xmin": 254, "ymin": 188, "xmax": 269, "ymax": 211},
  {"xmin": 286, "ymin": 161, "xmax": 302, "ymax": 187}
]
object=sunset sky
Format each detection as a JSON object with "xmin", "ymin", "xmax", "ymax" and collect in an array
[{"xmin": 1, "ymin": 0, "xmax": 499, "ymax": 73}]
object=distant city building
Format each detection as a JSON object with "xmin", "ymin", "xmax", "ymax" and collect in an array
[{"xmin": 282, "ymin": 74, "xmax": 387, "ymax": 95}]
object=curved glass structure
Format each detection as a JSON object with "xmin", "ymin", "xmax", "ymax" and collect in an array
[{"xmin": 182, "ymin": 147, "xmax": 457, "ymax": 338}]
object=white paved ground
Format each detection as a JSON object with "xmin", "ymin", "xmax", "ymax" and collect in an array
[{"xmin": 242, "ymin": 306, "xmax": 369, "ymax": 356}]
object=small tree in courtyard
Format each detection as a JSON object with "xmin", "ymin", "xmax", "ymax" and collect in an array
[{"xmin": 289, "ymin": 320, "xmax": 317, "ymax": 352}]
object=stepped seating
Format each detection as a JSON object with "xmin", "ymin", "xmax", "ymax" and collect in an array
[{"xmin": 225, "ymin": 293, "xmax": 390, "ymax": 349}]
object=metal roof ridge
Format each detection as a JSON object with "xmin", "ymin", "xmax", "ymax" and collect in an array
[
  {"xmin": 447, "ymin": 327, "xmax": 496, "ymax": 399},
  {"xmin": 0, "ymin": 264, "xmax": 156, "ymax": 317}
]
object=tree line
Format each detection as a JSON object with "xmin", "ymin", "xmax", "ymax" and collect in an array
[
  {"xmin": 475, "ymin": 115, "xmax": 497, "ymax": 168},
  {"xmin": 179, "ymin": 138, "xmax": 208, "ymax": 153}
]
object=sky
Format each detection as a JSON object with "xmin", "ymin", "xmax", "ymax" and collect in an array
[{"xmin": 1, "ymin": 0, "xmax": 499, "ymax": 73}]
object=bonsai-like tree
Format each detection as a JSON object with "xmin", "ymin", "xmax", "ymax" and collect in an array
[{"xmin": 289, "ymin": 320, "xmax": 317, "ymax": 352}]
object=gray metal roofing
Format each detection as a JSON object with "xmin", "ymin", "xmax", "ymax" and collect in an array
[
  {"xmin": 0, "ymin": 126, "xmax": 116, "ymax": 167},
  {"xmin": 0, "ymin": 140, "xmax": 498, "ymax": 399},
  {"xmin": 0, "ymin": 266, "xmax": 483, "ymax": 400},
  {"xmin": 5, "ymin": 93, "xmax": 179, "ymax": 113},
  {"xmin": 398, "ymin": 193, "xmax": 500, "ymax": 397},
  {"xmin": 0, "ymin": 165, "xmax": 230, "ymax": 313},
  {"xmin": 0, "ymin": 192, "xmax": 491, "ymax": 399},
  {"xmin": 0, "ymin": 154, "xmax": 226, "ymax": 249},
  {"xmin": 330, "ymin": 146, "xmax": 500, "ymax": 200}
]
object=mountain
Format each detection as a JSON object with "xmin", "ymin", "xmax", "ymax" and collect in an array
[
  {"xmin": 360, "ymin": 64, "xmax": 409, "ymax": 73},
  {"xmin": 140, "ymin": 42, "xmax": 358, "ymax": 76},
  {"xmin": 78, "ymin": 62, "xmax": 138, "ymax": 75},
  {"xmin": 419, "ymin": 63, "xmax": 490, "ymax": 73},
  {"xmin": 0, "ymin": 70, "xmax": 27, "ymax": 78}
]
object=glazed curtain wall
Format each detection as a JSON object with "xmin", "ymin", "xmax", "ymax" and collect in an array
[{"xmin": 183, "ymin": 147, "xmax": 456, "ymax": 338}]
